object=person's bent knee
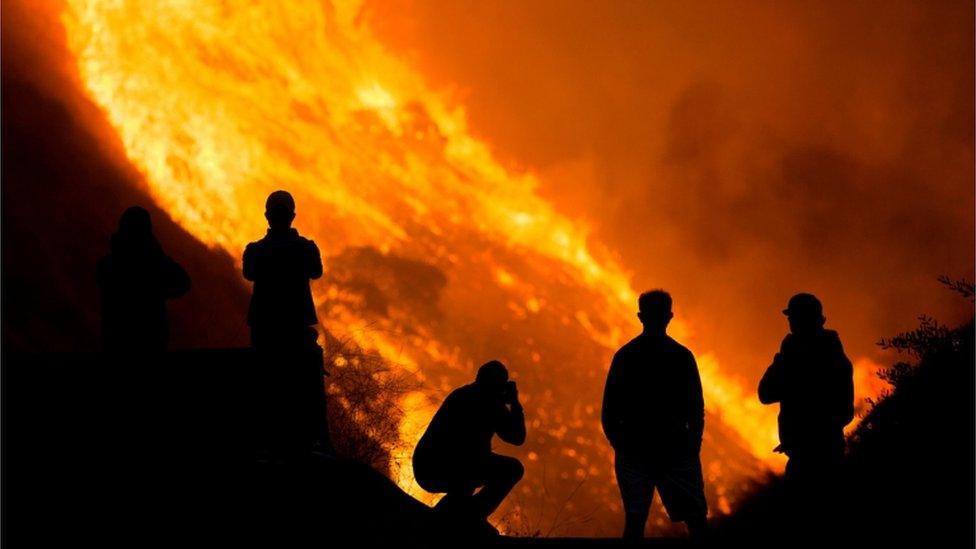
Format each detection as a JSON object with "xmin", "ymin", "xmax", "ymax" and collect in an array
[
  {"xmin": 501, "ymin": 457, "xmax": 524, "ymax": 483},
  {"xmin": 414, "ymin": 467, "xmax": 449, "ymax": 494},
  {"xmin": 487, "ymin": 454, "xmax": 524, "ymax": 483}
]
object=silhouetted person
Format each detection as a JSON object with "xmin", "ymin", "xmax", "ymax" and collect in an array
[
  {"xmin": 243, "ymin": 190, "xmax": 323, "ymax": 349},
  {"xmin": 413, "ymin": 360, "xmax": 526, "ymax": 536},
  {"xmin": 758, "ymin": 293, "xmax": 853, "ymax": 525},
  {"xmin": 602, "ymin": 290, "xmax": 707, "ymax": 540},
  {"xmin": 97, "ymin": 206, "xmax": 190, "ymax": 352},
  {"xmin": 244, "ymin": 190, "xmax": 327, "ymax": 461}
]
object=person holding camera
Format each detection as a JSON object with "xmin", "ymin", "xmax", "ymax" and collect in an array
[
  {"xmin": 412, "ymin": 360, "xmax": 526, "ymax": 535},
  {"xmin": 758, "ymin": 293, "xmax": 853, "ymax": 534},
  {"xmin": 243, "ymin": 190, "xmax": 323, "ymax": 350}
]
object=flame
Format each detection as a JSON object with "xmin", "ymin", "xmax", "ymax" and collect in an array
[
  {"xmin": 848, "ymin": 357, "xmax": 886, "ymax": 434},
  {"xmin": 58, "ymin": 0, "xmax": 817, "ymax": 532}
]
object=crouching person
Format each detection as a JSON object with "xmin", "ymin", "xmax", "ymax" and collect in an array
[{"xmin": 413, "ymin": 360, "xmax": 526, "ymax": 537}]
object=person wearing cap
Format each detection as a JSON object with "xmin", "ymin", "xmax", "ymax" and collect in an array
[
  {"xmin": 243, "ymin": 190, "xmax": 323, "ymax": 348},
  {"xmin": 244, "ymin": 190, "xmax": 326, "ymax": 460},
  {"xmin": 601, "ymin": 290, "xmax": 707, "ymax": 540},
  {"xmin": 759, "ymin": 293, "xmax": 854, "ymax": 506},
  {"xmin": 413, "ymin": 360, "xmax": 526, "ymax": 536}
]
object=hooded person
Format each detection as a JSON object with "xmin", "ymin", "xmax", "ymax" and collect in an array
[{"xmin": 97, "ymin": 206, "xmax": 190, "ymax": 352}]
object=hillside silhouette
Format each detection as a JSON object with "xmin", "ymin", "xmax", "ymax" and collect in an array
[
  {"xmin": 2, "ymin": 68, "xmax": 250, "ymax": 351},
  {"xmin": 3, "ymin": 348, "xmax": 476, "ymax": 546}
]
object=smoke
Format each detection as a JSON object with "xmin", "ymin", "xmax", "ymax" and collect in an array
[{"xmin": 364, "ymin": 0, "xmax": 975, "ymax": 379}]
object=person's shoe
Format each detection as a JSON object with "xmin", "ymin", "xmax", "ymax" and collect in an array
[{"xmin": 473, "ymin": 518, "xmax": 500, "ymax": 538}]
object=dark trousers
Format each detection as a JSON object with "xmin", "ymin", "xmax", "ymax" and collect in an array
[
  {"xmin": 421, "ymin": 453, "xmax": 524, "ymax": 520},
  {"xmin": 784, "ymin": 449, "xmax": 845, "ymax": 536},
  {"xmin": 250, "ymin": 325, "xmax": 319, "ymax": 351},
  {"xmin": 251, "ymin": 326, "xmax": 330, "ymax": 461}
]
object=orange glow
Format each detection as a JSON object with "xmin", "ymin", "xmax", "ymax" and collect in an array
[
  {"xmin": 59, "ymin": 0, "xmax": 890, "ymax": 534},
  {"xmin": 848, "ymin": 358, "xmax": 887, "ymax": 435}
]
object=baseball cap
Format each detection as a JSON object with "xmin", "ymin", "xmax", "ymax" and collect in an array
[{"xmin": 783, "ymin": 293, "xmax": 823, "ymax": 317}]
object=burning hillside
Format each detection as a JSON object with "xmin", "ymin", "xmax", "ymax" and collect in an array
[{"xmin": 48, "ymin": 0, "xmax": 911, "ymax": 535}]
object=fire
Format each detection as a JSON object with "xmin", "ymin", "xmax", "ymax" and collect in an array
[
  {"xmin": 59, "ymin": 0, "xmax": 883, "ymax": 534},
  {"xmin": 849, "ymin": 358, "xmax": 886, "ymax": 434}
]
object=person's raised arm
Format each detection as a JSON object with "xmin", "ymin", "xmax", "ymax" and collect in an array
[
  {"xmin": 831, "ymin": 334, "xmax": 855, "ymax": 428},
  {"xmin": 306, "ymin": 240, "xmax": 323, "ymax": 280},
  {"xmin": 242, "ymin": 243, "xmax": 259, "ymax": 282},
  {"xmin": 496, "ymin": 383, "xmax": 526, "ymax": 446},
  {"xmin": 686, "ymin": 351, "xmax": 705, "ymax": 447},
  {"xmin": 161, "ymin": 255, "xmax": 191, "ymax": 299},
  {"xmin": 601, "ymin": 351, "xmax": 625, "ymax": 448},
  {"xmin": 758, "ymin": 358, "xmax": 784, "ymax": 404},
  {"xmin": 758, "ymin": 337, "xmax": 789, "ymax": 404}
]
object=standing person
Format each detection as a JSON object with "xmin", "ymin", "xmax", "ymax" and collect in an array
[
  {"xmin": 759, "ymin": 293, "xmax": 854, "ymax": 522},
  {"xmin": 243, "ymin": 190, "xmax": 323, "ymax": 350},
  {"xmin": 413, "ymin": 360, "xmax": 526, "ymax": 537},
  {"xmin": 601, "ymin": 290, "xmax": 707, "ymax": 539},
  {"xmin": 243, "ymin": 190, "xmax": 327, "ymax": 461},
  {"xmin": 97, "ymin": 206, "xmax": 190, "ymax": 352}
]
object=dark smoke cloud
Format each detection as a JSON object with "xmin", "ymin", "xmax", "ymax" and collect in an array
[{"xmin": 364, "ymin": 0, "xmax": 974, "ymax": 379}]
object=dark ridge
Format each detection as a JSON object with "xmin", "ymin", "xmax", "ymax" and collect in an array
[
  {"xmin": 1, "ymin": 73, "xmax": 251, "ymax": 353},
  {"xmin": 1, "ymin": 350, "xmax": 448, "ymax": 546}
]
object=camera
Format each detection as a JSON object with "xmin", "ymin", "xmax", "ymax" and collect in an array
[{"xmin": 503, "ymin": 380, "xmax": 518, "ymax": 403}]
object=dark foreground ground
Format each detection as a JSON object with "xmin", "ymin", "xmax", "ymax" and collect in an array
[
  {"xmin": 4, "ymin": 350, "xmax": 707, "ymax": 548},
  {"xmin": 3, "ymin": 350, "xmax": 433, "ymax": 546},
  {"xmin": 7, "ymin": 346, "xmax": 972, "ymax": 548}
]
